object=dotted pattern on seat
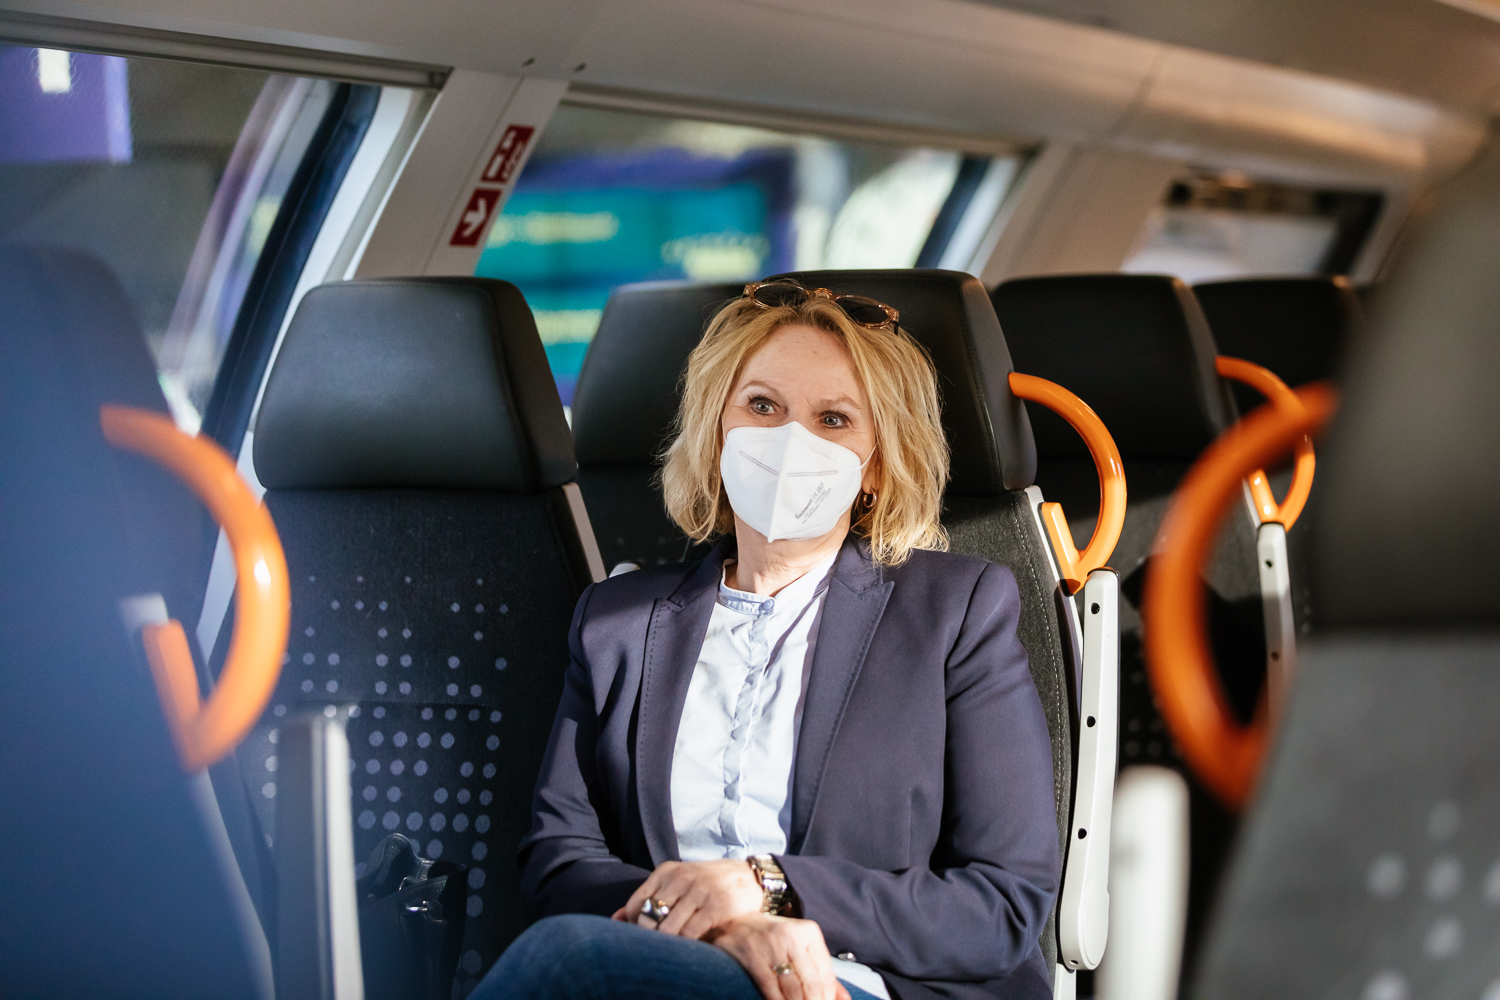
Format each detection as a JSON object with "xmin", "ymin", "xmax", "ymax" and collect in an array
[
  {"xmin": 1195, "ymin": 637, "xmax": 1500, "ymax": 1000},
  {"xmin": 236, "ymin": 489, "xmax": 584, "ymax": 996}
]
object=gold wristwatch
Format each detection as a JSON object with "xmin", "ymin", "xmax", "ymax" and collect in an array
[{"xmin": 747, "ymin": 854, "xmax": 795, "ymax": 916}]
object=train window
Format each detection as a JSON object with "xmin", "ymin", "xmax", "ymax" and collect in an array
[
  {"xmin": 1121, "ymin": 169, "xmax": 1384, "ymax": 284},
  {"xmin": 476, "ymin": 104, "xmax": 1020, "ymax": 402},
  {"xmin": 0, "ymin": 46, "xmax": 338, "ymax": 432}
]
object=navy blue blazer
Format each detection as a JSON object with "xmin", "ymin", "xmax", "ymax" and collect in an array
[{"xmin": 518, "ymin": 535, "xmax": 1060, "ymax": 1000}]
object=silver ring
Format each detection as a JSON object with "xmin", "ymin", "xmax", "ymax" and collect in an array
[
  {"xmin": 773, "ymin": 963, "xmax": 796, "ymax": 977},
  {"xmin": 640, "ymin": 896, "xmax": 671, "ymax": 924}
]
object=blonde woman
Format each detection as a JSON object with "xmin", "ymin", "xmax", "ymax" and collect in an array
[{"xmin": 476, "ymin": 281, "xmax": 1058, "ymax": 1000}]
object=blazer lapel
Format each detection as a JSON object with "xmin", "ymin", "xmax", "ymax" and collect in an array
[
  {"xmin": 634, "ymin": 540, "xmax": 728, "ymax": 864},
  {"xmin": 789, "ymin": 537, "xmax": 893, "ymax": 853}
]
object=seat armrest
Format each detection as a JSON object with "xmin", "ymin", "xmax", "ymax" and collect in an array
[
  {"xmin": 276, "ymin": 714, "xmax": 366, "ymax": 1000},
  {"xmin": 1058, "ymin": 569, "xmax": 1119, "ymax": 970}
]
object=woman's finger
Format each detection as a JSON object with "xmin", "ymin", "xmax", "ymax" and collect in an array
[
  {"xmin": 619, "ymin": 872, "xmax": 663, "ymax": 924},
  {"xmin": 800, "ymin": 933, "xmax": 838, "ymax": 1000},
  {"xmin": 653, "ymin": 881, "xmax": 707, "ymax": 937},
  {"xmin": 772, "ymin": 955, "xmax": 805, "ymax": 1000},
  {"xmin": 620, "ymin": 861, "xmax": 688, "ymax": 926},
  {"xmin": 723, "ymin": 922, "xmax": 788, "ymax": 1000},
  {"xmin": 675, "ymin": 898, "xmax": 725, "ymax": 942}
]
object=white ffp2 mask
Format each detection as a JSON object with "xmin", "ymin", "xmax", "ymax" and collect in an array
[{"xmin": 719, "ymin": 421, "xmax": 870, "ymax": 542}]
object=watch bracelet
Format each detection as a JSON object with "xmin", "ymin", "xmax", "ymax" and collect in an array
[{"xmin": 748, "ymin": 855, "xmax": 797, "ymax": 917}]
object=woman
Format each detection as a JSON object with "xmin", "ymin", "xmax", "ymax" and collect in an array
[{"xmin": 474, "ymin": 280, "xmax": 1059, "ymax": 1000}]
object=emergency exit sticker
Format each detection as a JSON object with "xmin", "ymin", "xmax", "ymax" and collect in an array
[
  {"xmin": 481, "ymin": 125, "xmax": 535, "ymax": 185},
  {"xmin": 450, "ymin": 187, "xmax": 501, "ymax": 247}
]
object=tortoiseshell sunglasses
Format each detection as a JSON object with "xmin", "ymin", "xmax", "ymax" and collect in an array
[{"xmin": 741, "ymin": 279, "xmax": 900, "ymax": 331}]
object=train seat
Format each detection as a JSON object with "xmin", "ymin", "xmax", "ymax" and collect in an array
[
  {"xmin": 991, "ymin": 274, "xmax": 1262, "ymax": 747},
  {"xmin": 1191, "ymin": 141, "xmax": 1500, "ymax": 1000},
  {"xmin": 991, "ymin": 272, "xmax": 1265, "ymax": 988},
  {"xmin": 775, "ymin": 268, "xmax": 1124, "ymax": 995},
  {"xmin": 0, "ymin": 245, "xmax": 258, "ymax": 995},
  {"xmin": 1193, "ymin": 276, "xmax": 1364, "ymax": 411},
  {"xmin": 247, "ymin": 277, "xmax": 605, "ymax": 990},
  {"xmin": 570, "ymin": 280, "xmax": 740, "ymax": 572},
  {"xmin": 1193, "ymin": 275, "xmax": 1363, "ymax": 645}
]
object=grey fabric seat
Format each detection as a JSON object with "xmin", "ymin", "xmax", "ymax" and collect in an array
[
  {"xmin": 990, "ymin": 272, "xmax": 1262, "ymax": 974},
  {"xmin": 571, "ymin": 281, "xmax": 741, "ymax": 571},
  {"xmin": 772, "ymin": 268, "xmax": 1083, "ymax": 980},
  {"xmin": 0, "ymin": 245, "xmax": 256, "ymax": 996},
  {"xmin": 1193, "ymin": 142, "xmax": 1500, "ymax": 1000},
  {"xmin": 246, "ymin": 277, "xmax": 603, "ymax": 990}
]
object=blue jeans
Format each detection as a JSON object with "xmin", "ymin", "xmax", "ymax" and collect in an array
[{"xmin": 471, "ymin": 914, "xmax": 884, "ymax": 1000}]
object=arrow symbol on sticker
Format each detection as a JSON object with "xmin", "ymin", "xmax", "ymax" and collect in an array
[{"xmin": 462, "ymin": 203, "xmax": 488, "ymax": 237}]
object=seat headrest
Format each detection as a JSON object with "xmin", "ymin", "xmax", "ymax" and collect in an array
[
  {"xmin": 1194, "ymin": 276, "xmax": 1362, "ymax": 389},
  {"xmin": 572, "ymin": 281, "xmax": 742, "ymax": 466},
  {"xmin": 769, "ymin": 269, "xmax": 1036, "ymax": 495},
  {"xmin": 255, "ymin": 278, "xmax": 575, "ymax": 492},
  {"xmin": 992, "ymin": 274, "xmax": 1228, "ymax": 460},
  {"xmin": 0, "ymin": 244, "xmax": 172, "ymax": 420},
  {"xmin": 1312, "ymin": 146, "xmax": 1500, "ymax": 627}
]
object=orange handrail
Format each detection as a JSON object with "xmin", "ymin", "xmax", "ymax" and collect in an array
[
  {"xmin": 1009, "ymin": 372, "xmax": 1127, "ymax": 594},
  {"xmin": 101, "ymin": 405, "xmax": 289, "ymax": 772},
  {"xmin": 1142, "ymin": 384, "xmax": 1336, "ymax": 810},
  {"xmin": 1215, "ymin": 356, "xmax": 1316, "ymax": 529}
]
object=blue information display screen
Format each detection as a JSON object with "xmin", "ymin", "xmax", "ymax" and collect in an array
[{"xmin": 475, "ymin": 146, "xmax": 795, "ymax": 403}]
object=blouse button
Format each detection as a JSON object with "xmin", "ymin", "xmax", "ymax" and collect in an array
[{"xmin": 836, "ymin": 952, "xmax": 856, "ymax": 961}]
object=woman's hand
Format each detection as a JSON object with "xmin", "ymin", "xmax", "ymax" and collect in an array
[
  {"xmin": 711, "ymin": 912, "xmax": 851, "ymax": 1000},
  {"xmin": 611, "ymin": 859, "xmax": 764, "ymax": 939}
]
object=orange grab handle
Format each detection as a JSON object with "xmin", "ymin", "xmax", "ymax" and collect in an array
[
  {"xmin": 101, "ymin": 406, "xmax": 289, "ymax": 772},
  {"xmin": 1142, "ymin": 384, "xmax": 1336, "ymax": 810},
  {"xmin": 1215, "ymin": 356, "xmax": 1316, "ymax": 529},
  {"xmin": 1008, "ymin": 372, "xmax": 1127, "ymax": 595}
]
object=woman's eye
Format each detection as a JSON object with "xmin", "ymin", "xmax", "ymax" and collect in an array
[
  {"xmin": 750, "ymin": 399, "xmax": 775, "ymax": 415},
  {"xmin": 822, "ymin": 413, "xmax": 847, "ymax": 428}
]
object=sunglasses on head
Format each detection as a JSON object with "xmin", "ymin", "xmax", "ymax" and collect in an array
[{"xmin": 742, "ymin": 280, "xmax": 900, "ymax": 331}]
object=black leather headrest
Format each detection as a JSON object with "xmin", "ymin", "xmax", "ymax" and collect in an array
[
  {"xmin": 770, "ymin": 269, "xmax": 1036, "ymax": 494},
  {"xmin": 572, "ymin": 281, "xmax": 742, "ymax": 466},
  {"xmin": 1195, "ymin": 276, "xmax": 1362, "ymax": 390},
  {"xmin": 991, "ymin": 274, "xmax": 1228, "ymax": 461},
  {"xmin": 1312, "ymin": 146, "xmax": 1500, "ymax": 626},
  {"xmin": 255, "ymin": 278, "xmax": 575, "ymax": 492}
]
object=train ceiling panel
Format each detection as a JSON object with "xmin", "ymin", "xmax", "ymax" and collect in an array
[{"xmin": 1, "ymin": 0, "xmax": 1488, "ymax": 185}]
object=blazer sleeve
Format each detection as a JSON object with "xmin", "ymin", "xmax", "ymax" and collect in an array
[
  {"xmin": 517, "ymin": 583, "xmax": 653, "ymax": 918},
  {"xmin": 777, "ymin": 563, "xmax": 1061, "ymax": 981}
]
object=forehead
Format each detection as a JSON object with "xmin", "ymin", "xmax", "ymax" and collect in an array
[{"xmin": 735, "ymin": 324, "xmax": 865, "ymax": 399}]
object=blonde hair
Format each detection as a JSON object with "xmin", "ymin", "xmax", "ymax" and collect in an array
[{"xmin": 660, "ymin": 291, "xmax": 949, "ymax": 566}]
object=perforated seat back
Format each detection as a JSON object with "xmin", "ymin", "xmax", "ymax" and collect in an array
[
  {"xmin": 571, "ymin": 281, "xmax": 741, "ymax": 570},
  {"xmin": 248, "ymin": 278, "xmax": 601, "ymax": 990},
  {"xmin": 1194, "ymin": 141, "xmax": 1500, "ymax": 1000},
  {"xmin": 0, "ymin": 246, "xmax": 255, "ymax": 995},
  {"xmin": 773, "ymin": 268, "xmax": 1075, "ymax": 975}
]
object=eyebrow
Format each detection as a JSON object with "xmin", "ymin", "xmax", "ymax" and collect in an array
[{"xmin": 738, "ymin": 382, "xmax": 865, "ymax": 412}]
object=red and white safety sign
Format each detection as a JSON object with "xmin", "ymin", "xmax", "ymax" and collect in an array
[
  {"xmin": 449, "ymin": 187, "xmax": 502, "ymax": 247},
  {"xmin": 481, "ymin": 125, "xmax": 536, "ymax": 185},
  {"xmin": 447, "ymin": 124, "xmax": 538, "ymax": 248}
]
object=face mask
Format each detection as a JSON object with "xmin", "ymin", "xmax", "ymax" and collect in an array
[{"xmin": 719, "ymin": 421, "xmax": 870, "ymax": 542}]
